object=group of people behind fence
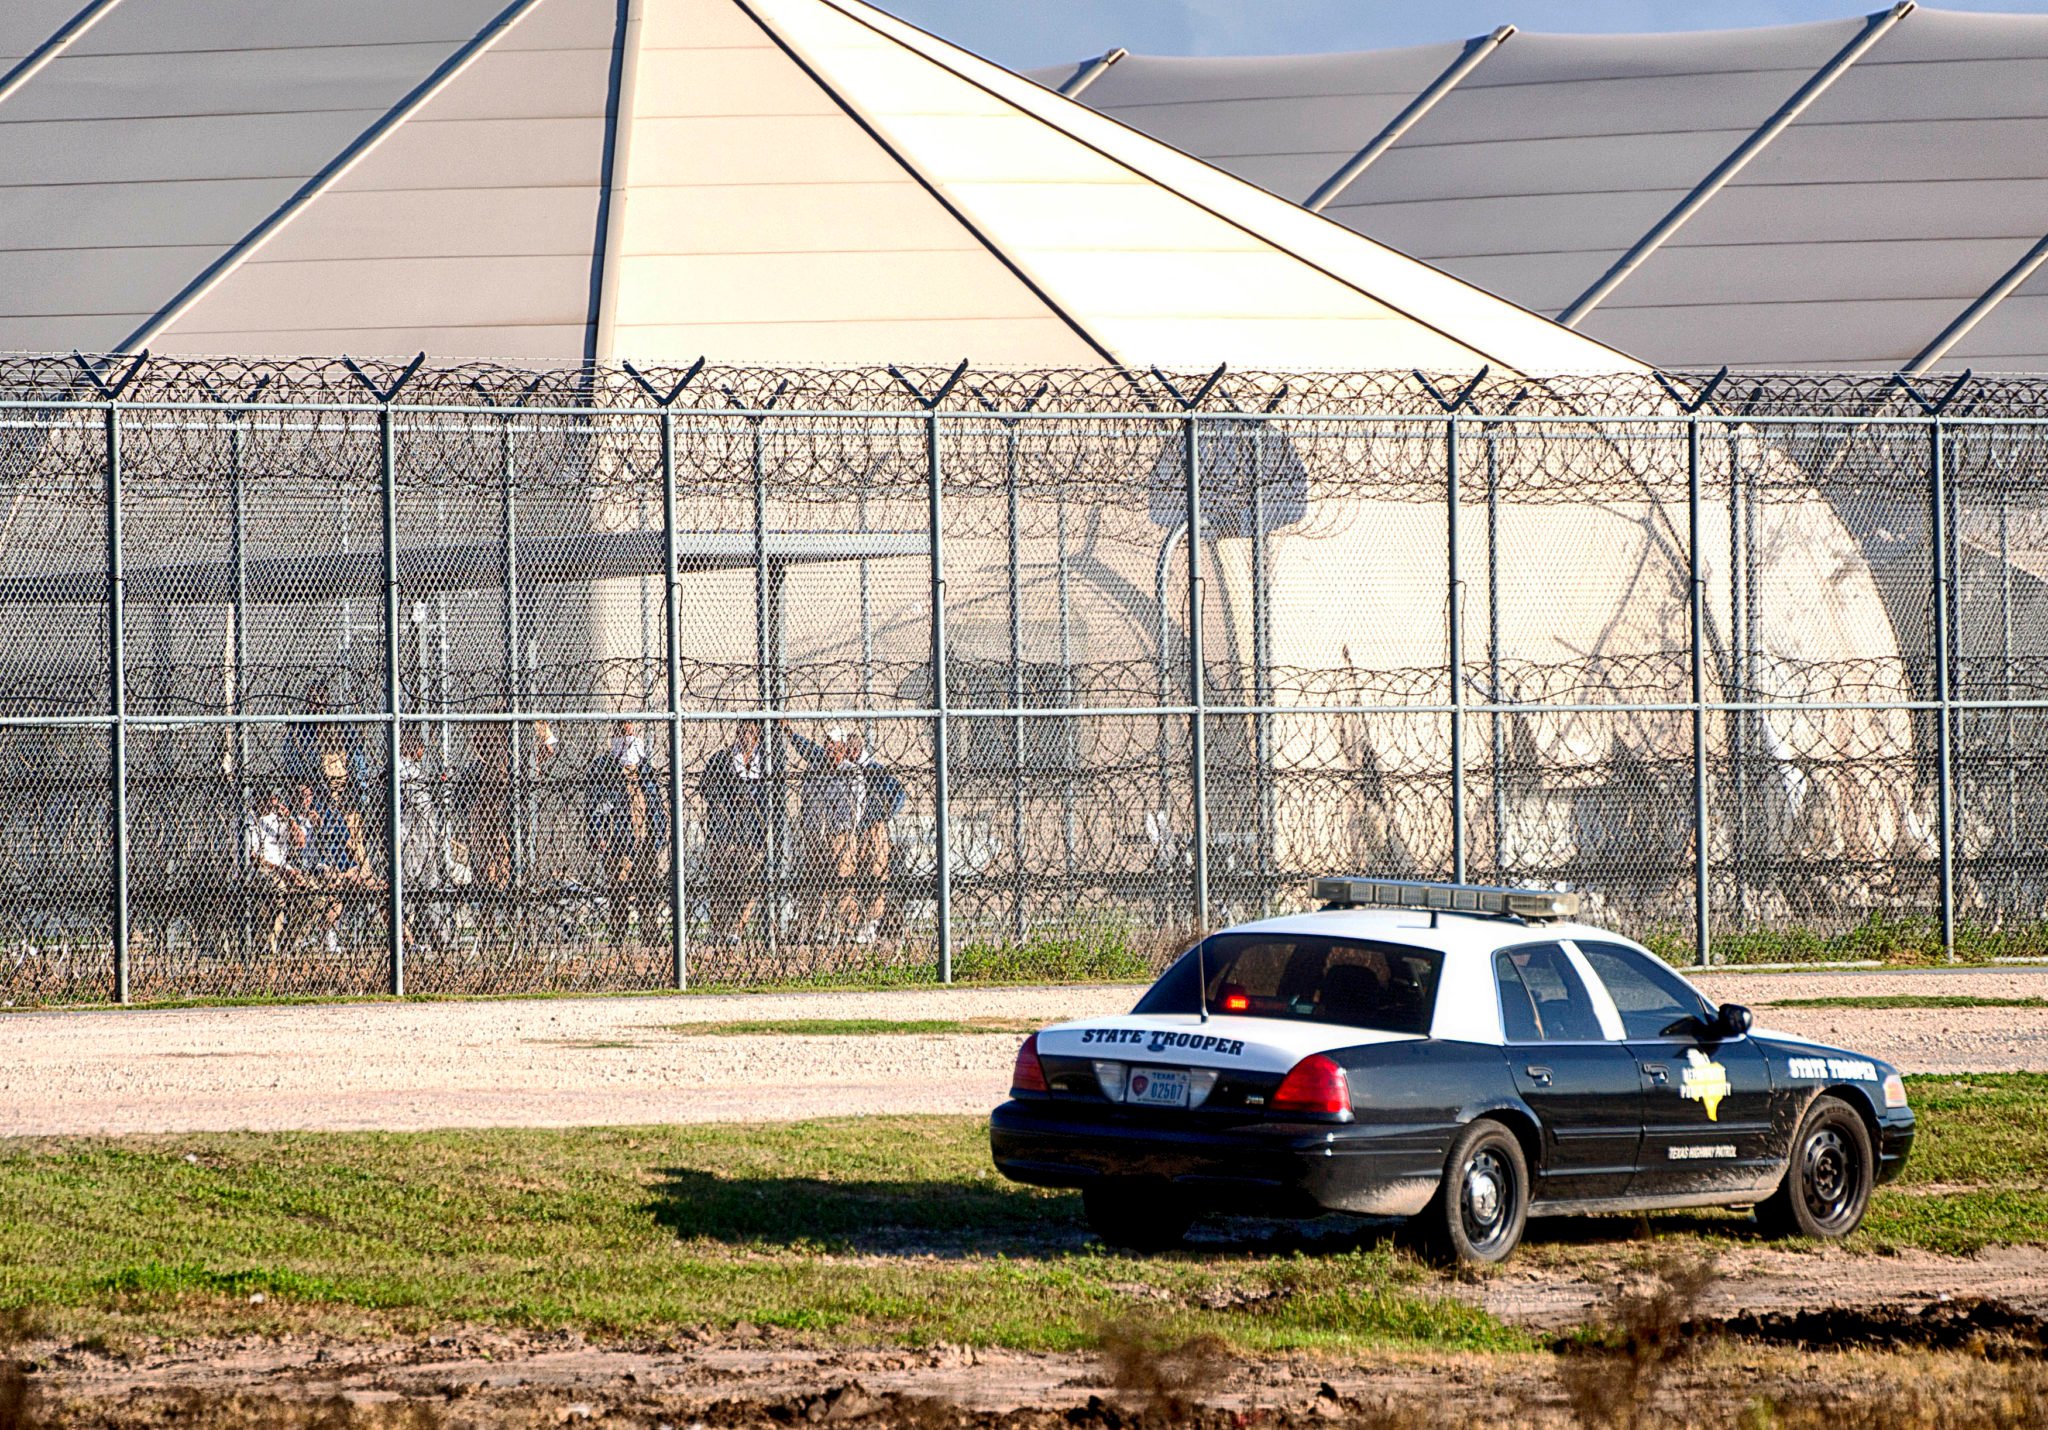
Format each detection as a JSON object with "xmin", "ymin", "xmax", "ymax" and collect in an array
[
  {"xmin": 238, "ymin": 697, "xmax": 904, "ymax": 956},
  {"xmin": 697, "ymin": 720, "xmax": 904, "ymax": 947},
  {"xmin": 240, "ymin": 679, "xmax": 383, "ymax": 957}
]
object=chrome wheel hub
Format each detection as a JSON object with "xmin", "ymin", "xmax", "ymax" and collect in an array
[{"xmin": 1465, "ymin": 1163, "xmax": 1503, "ymax": 1227}]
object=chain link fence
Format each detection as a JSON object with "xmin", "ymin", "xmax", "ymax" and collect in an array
[{"xmin": 1, "ymin": 355, "xmax": 2042, "ymax": 1002}]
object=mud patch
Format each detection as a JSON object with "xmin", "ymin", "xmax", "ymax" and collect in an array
[{"xmin": 1710, "ymin": 1296, "xmax": 2048, "ymax": 1357}]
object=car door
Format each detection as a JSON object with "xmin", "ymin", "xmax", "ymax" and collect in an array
[
  {"xmin": 1571, "ymin": 940, "xmax": 1777, "ymax": 1198},
  {"xmin": 1494, "ymin": 942, "xmax": 1642, "ymax": 1203}
]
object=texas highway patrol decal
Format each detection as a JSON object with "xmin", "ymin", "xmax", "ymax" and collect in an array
[{"xmin": 1680, "ymin": 1048, "xmax": 1730, "ymax": 1121}]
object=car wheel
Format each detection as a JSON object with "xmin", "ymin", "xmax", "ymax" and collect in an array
[
  {"xmin": 1756, "ymin": 1094, "xmax": 1874, "ymax": 1239},
  {"xmin": 1418, "ymin": 1119, "xmax": 1529, "ymax": 1267},
  {"xmin": 1082, "ymin": 1181, "xmax": 1192, "ymax": 1252}
]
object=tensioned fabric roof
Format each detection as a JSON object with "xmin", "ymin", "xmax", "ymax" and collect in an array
[
  {"xmin": 0, "ymin": 0, "xmax": 1634, "ymax": 374},
  {"xmin": 1033, "ymin": 7, "xmax": 2048, "ymax": 372}
]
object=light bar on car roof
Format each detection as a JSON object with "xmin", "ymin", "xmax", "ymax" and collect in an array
[{"xmin": 1311, "ymin": 877, "xmax": 1581, "ymax": 922}]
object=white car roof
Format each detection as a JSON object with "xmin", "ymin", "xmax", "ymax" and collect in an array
[
  {"xmin": 1216, "ymin": 905, "xmax": 1634, "ymax": 959},
  {"xmin": 1201, "ymin": 907, "xmax": 1654, "ymax": 1045}
]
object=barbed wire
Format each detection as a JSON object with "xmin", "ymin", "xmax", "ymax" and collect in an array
[{"xmin": 6, "ymin": 353, "xmax": 2047, "ymax": 417}]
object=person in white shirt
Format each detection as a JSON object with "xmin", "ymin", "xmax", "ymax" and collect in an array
[{"xmin": 242, "ymin": 789, "xmax": 308, "ymax": 956}]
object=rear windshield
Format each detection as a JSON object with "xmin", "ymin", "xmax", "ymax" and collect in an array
[{"xmin": 1133, "ymin": 933, "xmax": 1443, "ymax": 1036}]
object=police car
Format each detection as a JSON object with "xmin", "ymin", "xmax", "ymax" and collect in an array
[{"xmin": 989, "ymin": 878, "xmax": 1914, "ymax": 1264}]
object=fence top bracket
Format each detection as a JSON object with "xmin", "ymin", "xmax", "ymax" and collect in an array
[
  {"xmin": 1151, "ymin": 363, "xmax": 1227, "ymax": 412},
  {"xmin": 1888, "ymin": 368, "xmax": 1975, "ymax": 418},
  {"xmin": 1415, "ymin": 366, "xmax": 1489, "ymax": 414},
  {"xmin": 1653, "ymin": 366, "xmax": 1729, "ymax": 415},
  {"xmin": 341, "ymin": 352, "xmax": 425, "ymax": 405},
  {"xmin": 72, "ymin": 349, "xmax": 150, "ymax": 401},
  {"xmin": 888, "ymin": 360, "xmax": 970, "ymax": 411},
  {"xmin": 624, "ymin": 357, "xmax": 706, "ymax": 409}
]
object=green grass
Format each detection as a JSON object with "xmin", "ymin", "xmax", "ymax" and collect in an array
[
  {"xmin": 1, "ymin": 1079, "xmax": 2038, "ymax": 1349},
  {"xmin": 951, "ymin": 923, "xmax": 1157, "ymax": 983},
  {"xmin": 669, "ymin": 1017, "xmax": 1039, "ymax": 1037},
  {"xmin": 1860, "ymin": 1073, "xmax": 2048, "ymax": 1254},
  {"xmin": 1766, "ymin": 995, "xmax": 2048, "ymax": 1011},
  {"xmin": 0, "ymin": 1117, "xmax": 1513, "ymax": 1354},
  {"xmin": 1643, "ymin": 912, "xmax": 2048, "ymax": 967}
]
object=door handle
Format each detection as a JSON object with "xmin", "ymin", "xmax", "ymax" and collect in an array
[
  {"xmin": 1643, "ymin": 1063, "xmax": 1670, "ymax": 1085},
  {"xmin": 1524, "ymin": 1065, "xmax": 1554, "ymax": 1086}
]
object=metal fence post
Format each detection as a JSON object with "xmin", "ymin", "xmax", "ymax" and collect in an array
[
  {"xmin": 1486, "ymin": 423, "xmax": 1506, "ymax": 878},
  {"xmin": 752, "ymin": 422, "xmax": 781, "ymax": 960},
  {"xmin": 1007, "ymin": 421, "xmax": 1027, "ymax": 943},
  {"xmin": 1446, "ymin": 414, "xmax": 1467, "ymax": 883},
  {"xmin": 1688, "ymin": 417, "xmax": 1711, "ymax": 967},
  {"xmin": 230, "ymin": 416, "xmax": 251, "ymax": 961},
  {"xmin": 1185, "ymin": 414, "xmax": 1210, "ymax": 933},
  {"xmin": 105, "ymin": 402, "xmax": 129, "ymax": 1004},
  {"xmin": 1931, "ymin": 416, "xmax": 1956, "ymax": 959},
  {"xmin": 1728, "ymin": 430, "xmax": 1747, "ymax": 930},
  {"xmin": 928, "ymin": 409, "xmax": 954, "ymax": 982},
  {"xmin": 501, "ymin": 420, "xmax": 524, "ymax": 885},
  {"xmin": 661, "ymin": 408, "xmax": 688, "ymax": 990},
  {"xmin": 1251, "ymin": 424, "xmax": 1274, "ymax": 906},
  {"xmin": 380, "ymin": 404, "xmax": 405, "ymax": 996}
]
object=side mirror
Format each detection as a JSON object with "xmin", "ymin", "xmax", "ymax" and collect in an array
[{"xmin": 1715, "ymin": 1003, "xmax": 1754, "ymax": 1039}]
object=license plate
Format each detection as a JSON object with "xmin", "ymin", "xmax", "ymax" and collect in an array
[{"xmin": 1125, "ymin": 1068, "xmax": 1191, "ymax": 1108}]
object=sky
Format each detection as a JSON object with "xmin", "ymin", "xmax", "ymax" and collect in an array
[{"xmin": 872, "ymin": 0, "xmax": 2048, "ymax": 69}]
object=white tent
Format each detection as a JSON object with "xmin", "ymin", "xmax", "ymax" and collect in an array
[
  {"xmin": 0, "ymin": 0, "xmax": 1635, "ymax": 373},
  {"xmin": 1036, "ymin": 9, "xmax": 2048, "ymax": 371}
]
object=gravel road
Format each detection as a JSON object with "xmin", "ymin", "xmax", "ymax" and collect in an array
[{"xmin": 3, "ymin": 968, "xmax": 2043, "ymax": 1136}]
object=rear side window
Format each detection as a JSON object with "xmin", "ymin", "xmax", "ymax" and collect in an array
[
  {"xmin": 1494, "ymin": 944, "xmax": 1605, "ymax": 1042},
  {"xmin": 1134, "ymin": 934, "xmax": 1443, "ymax": 1036},
  {"xmin": 1575, "ymin": 941, "xmax": 1715, "ymax": 1039}
]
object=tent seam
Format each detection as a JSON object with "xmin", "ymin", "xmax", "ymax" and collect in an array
[
  {"xmin": 802, "ymin": 0, "xmax": 1630, "ymax": 373},
  {"xmin": 117, "ymin": 0, "xmax": 547, "ymax": 355},
  {"xmin": 0, "ymin": 0, "xmax": 126, "ymax": 115},
  {"xmin": 730, "ymin": 0, "xmax": 1119, "ymax": 368}
]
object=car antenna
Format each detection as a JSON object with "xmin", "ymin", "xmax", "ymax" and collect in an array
[{"xmin": 1196, "ymin": 933, "xmax": 1209, "ymax": 1023}]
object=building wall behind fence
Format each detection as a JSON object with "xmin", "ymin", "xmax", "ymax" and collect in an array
[{"xmin": 0, "ymin": 383, "xmax": 2040, "ymax": 1003}]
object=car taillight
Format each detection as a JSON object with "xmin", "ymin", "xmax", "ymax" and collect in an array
[
  {"xmin": 1271, "ymin": 1054, "xmax": 1351, "ymax": 1116},
  {"xmin": 1011, "ymin": 1034, "xmax": 1048, "ymax": 1094},
  {"xmin": 1221, "ymin": 993, "xmax": 1249, "ymax": 1012}
]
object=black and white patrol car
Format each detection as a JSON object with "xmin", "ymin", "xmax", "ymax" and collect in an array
[{"xmin": 990, "ymin": 878, "xmax": 1915, "ymax": 1264}]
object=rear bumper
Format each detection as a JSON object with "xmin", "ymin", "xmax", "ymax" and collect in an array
[{"xmin": 989, "ymin": 1099, "xmax": 1443, "ymax": 1218}]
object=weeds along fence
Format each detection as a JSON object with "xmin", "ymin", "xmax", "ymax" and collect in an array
[{"xmin": 2, "ymin": 354, "xmax": 2046, "ymax": 1003}]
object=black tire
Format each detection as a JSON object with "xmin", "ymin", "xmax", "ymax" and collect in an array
[
  {"xmin": 1756, "ymin": 1094, "xmax": 1874, "ymax": 1240},
  {"xmin": 1415, "ymin": 1119, "xmax": 1529, "ymax": 1267},
  {"xmin": 1083, "ymin": 1181, "xmax": 1192, "ymax": 1252}
]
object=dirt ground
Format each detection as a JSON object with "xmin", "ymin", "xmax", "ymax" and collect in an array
[
  {"xmin": 2, "ymin": 967, "xmax": 2045, "ymax": 1136},
  {"xmin": 14, "ymin": 1245, "xmax": 2048, "ymax": 1427}
]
